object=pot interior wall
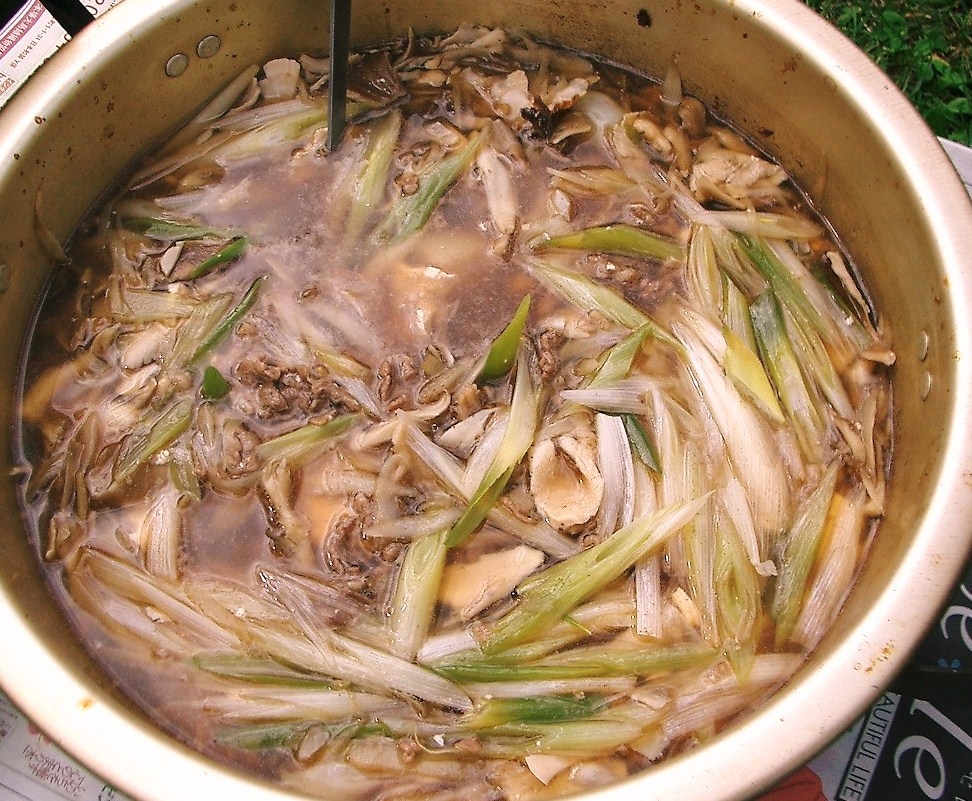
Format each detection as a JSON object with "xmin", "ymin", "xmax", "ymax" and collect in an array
[{"xmin": 0, "ymin": 0, "xmax": 968, "ymax": 798}]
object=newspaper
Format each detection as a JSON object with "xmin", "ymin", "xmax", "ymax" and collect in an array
[
  {"xmin": 2, "ymin": 1, "xmax": 972, "ymax": 798},
  {"xmin": 0, "ymin": 0, "xmax": 120, "ymax": 109}
]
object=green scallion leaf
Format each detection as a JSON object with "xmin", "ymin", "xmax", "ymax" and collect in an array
[
  {"xmin": 447, "ymin": 342, "xmax": 540, "ymax": 547},
  {"xmin": 188, "ymin": 236, "xmax": 248, "ymax": 280},
  {"xmin": 112, "ymin": 397, "xmax": 194, "ymax": 487},
  {"xmin": 377, "ymin": 130, "xmax": 483, "ymax": 243},
  {"xmin": 621, "ymin": 413, "xmax": 661, "ymax": 474},
  {"xmin": 201, "ymin": 365, "xmax": 231, "ymax": 400},
  {"xmin": 533, "ymin": 223, "xmax": 685, "ymax": 263},
  {"xmin": 478, "ymin": 295, "xmax": 531, "ymax": 384},
  {"xmin": 479, "ymin": 495, "xmax": 709, "ymax": 654},
  {"xmin": 772, "ymin": 460, "xmax": 841, "ymax": 648},
  {"xmin": 189, "ymin": 275, "xmax": 265, "ymax": 364},
  {"xmin": 463, "ymin": 695, "xmax": 608, "ymax": 729},
  {"xmin": 255, "ymin": 413, "xmax": 363, "ymax": 465},
  {"xmin": 216, "ymin": 721, "xmax": 313, "ymax": 751},
  {"xmin": 587, "ymin": 323, "xmax": 651, "ymax": 389},
  {"xmin": 123, "ymin": 217, "xmax": 236, "ymax": 242}
]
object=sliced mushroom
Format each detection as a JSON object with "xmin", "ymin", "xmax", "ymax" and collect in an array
[
  {"xmin": 528, "ymin": 435, "xmax": 604, "ymax": 530},
  {"xmin": 439, "ymin": 544, "xmax": 545, "ymax": 619}
]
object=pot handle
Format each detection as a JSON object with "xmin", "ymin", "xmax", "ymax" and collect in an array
[{"xmin": 42, "ymin": 0, "xmax": 95, "ymax": 36}]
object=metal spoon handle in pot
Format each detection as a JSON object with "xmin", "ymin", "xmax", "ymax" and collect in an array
[{"xmin": 327, "ymin": 0, "xmax": 352, "ymax": 152}]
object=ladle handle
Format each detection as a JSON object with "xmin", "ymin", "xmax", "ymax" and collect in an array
[
  {"xmin": 42, "ymin": 0, "xmax": 95, "ymax": 36},
  {"xmin": 327, "ymin": 0, "xmax": 352, "ymax": 151}
]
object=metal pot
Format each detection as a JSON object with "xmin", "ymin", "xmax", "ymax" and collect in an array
[{"xmin": 1, "ymin": 1, "xmax": 971, "ymax": 799}]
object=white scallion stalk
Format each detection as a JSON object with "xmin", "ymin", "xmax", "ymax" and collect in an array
[
  {"xmin": 109, "ymin": 283, "xmax": 200, "ymax": 324},
  {"xmin": 77, "ymin": 548, "xmax": 240, "ymax": 649},
  {"xmin": 561, "ymin": 378, "xmax": 653, "ymax": 415},
  {"xmin": 547, "ymin": 166, "xmax": 635, "ymax": 196},
  {"xmin": 765, "ymin": 238, "xmax": 874, "ymax": 354},
  {"xmin": 377, "ymin": 130, "xmax": 484, "ymax": 243},
  {"xmin": 587, "ymin": 324, "xmax": 652, "ymax": 389},
  {"xmin": 254, "ymin": 414, "xmax": 362, "ymax": 467},
  {"xmin": 69, "ymin": 569, "xmax": 196, "ymax": 655},
  {"xmin": 204, "ymin": 688, "xmax": 400, "ymax": 722},
  {"xmin": 595, "ymin": 413, "xmax": 635, "ymax": 539},
  {"xmin": 447, "ymin": 342, "xmax": 540, "ymax": 547},
  {"xmin": 417, "ymin": 628, "xmax": 479, "ymax": 665},
  {"xmin": 673, "ymin": 320, "xmax": 791, "ymax": 535},
  {"xmin": 477, "ymin": 719, "xmax": 645, "ymax": 759},
  {"xmin": 388, "ymin": 529, "xmax": 450, "ymax": 660},
  {"xmin": 634, "ymin": 556, "xmax": 663, "ymax": 638},
  {"xmin": 402, "ymin": 420, "xmax": 578, "ymax": 559},
  {"xmin": 720, "ymin": 475, "xmax": 776, "ymax": 577},
  {"xmin": 111, "ymin": 397, "xmax": 195, "ymax": 490},
  {"xmin": 712, "ymin": 504, "xmax": 763, "ymax": 679},
  {"xmin": 343, "ymin": 108, "xmax": 403, "ymax": 244},
  {"xmin": 154, "ymin": 65, "xmax": 260, "ymax": 156},
  {"xmin": 209, "ymin": 104, "xmax": 329, "ymax": 162},
  {"xmin": 721, "ymin": 272, "xmax": 757, "ymax": 348},
  {"xmin": 249, "ymin": 622, "xmax": 472, "ymax": 712},
  {"xmin": 461, "ymin": 408, "xmax": 510, "ymax": 496},
  {"xmin": 749, "ymin": 291, "xmax": 826, "ymax": 463},
  {"xmin": 630, "ymin": 458, "xmax": 662, "ymax": 637},
  {"xmin": 644, "ymin": 385, "xmax": 703, "ymax": 595},
  {"xmin": 685, "ymin": 224, "xmax": 721, "ymax": 314},
  {"xmin": 167, "ymin": 293, "xmax": 235, "ymax": 369},
  {"xmin": 780, "ymin": 300, "xmax": 855, "ymax": 421},
  {"xmin": 606, "ymin": 122, "xmax": 670, "ymax": 198},
  {"xmin": 256, "ymin": 577, "xmax": 472, "ymax": 711},
  {"xmin": 526, "ymin": 258, "xmax": 650, "ymax": 331},
  {"xmin": 691, "ymin": 210, "xmax": 821, "ymax": 240},
  {"xmin": 663, "ymin": 654, "xmax": 803, "ymax": 741},
  {"xmin": 679, "ymin": 305, "xmax": 785, "ymax": 427},
  {"xmin": 772, "ymin": 459, "xmax": 842, "ymax": 648},
  {"xmin": 139, "ymin": 491, "xmax": 182, "ymax": 581},
  {"xmin": 792, "ymin": 484, "xmax": 866, "ymax": 650},
  {"xmin": 662, "ymin": 678, "xmax": 768, "ymax": 741},
  {"xmin": 683, "ymin": 485, "xmax": 718, "ymax": 643}
]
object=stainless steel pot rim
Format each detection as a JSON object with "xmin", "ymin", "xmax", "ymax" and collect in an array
[{"xmin": 1, "ymin": 1, "xmax": 971, "ymax": 800}]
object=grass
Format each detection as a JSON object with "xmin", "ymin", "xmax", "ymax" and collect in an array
[{"xmin": 804, "ymin": 0, "xmax": 972, "ymax": 146}]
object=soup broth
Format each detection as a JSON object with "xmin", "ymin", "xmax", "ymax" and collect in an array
[{"xmin": 18, "ymin": 25, "xmax": 893, "ymax": 800}]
